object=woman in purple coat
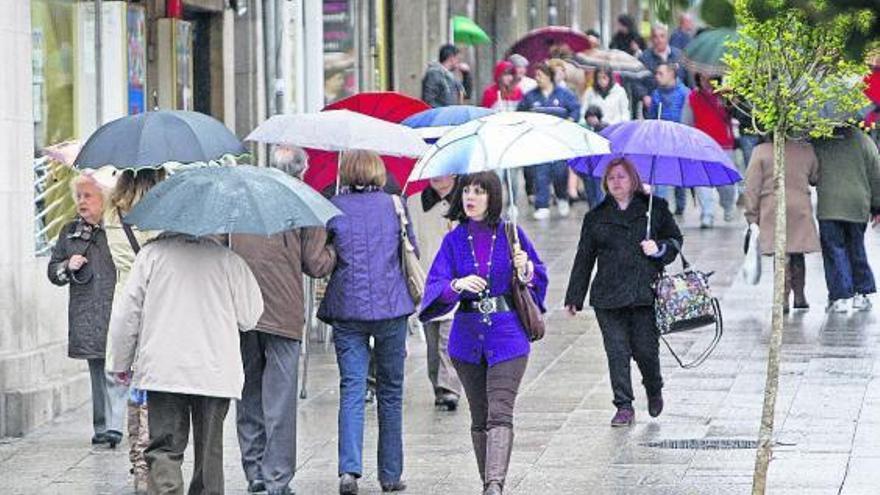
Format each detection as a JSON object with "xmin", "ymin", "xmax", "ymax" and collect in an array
[
  {"xmin": 420, "ymin": 172, "xmax": 548, "ymax": 495},
  {"xmin": 317, "ymin": 150, "xmax": 414, "ymax": 495}
]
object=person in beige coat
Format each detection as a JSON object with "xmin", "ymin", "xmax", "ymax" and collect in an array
[
  {"xmin": 407, "ymin": 175, "xmax": 463, "ymax": 411},
  {"xmin": 104, "ymin": 168, "xmax": 165, "ymax": 494},
  {"xmin": 106, "ymin": 233, "xmax": 264, "ymax": 494},
  {"xmin": 743, "ymin": 139, "xmax": 821, "ymax": 311}
]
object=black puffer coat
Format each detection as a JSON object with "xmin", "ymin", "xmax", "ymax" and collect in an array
[
  {"xmin": 565, "ymin": 193, "xmax": 683, "ymax": 310},
  {"xmin": 48, "ymin": 218, "xmax": 116, "ymax": 359}
]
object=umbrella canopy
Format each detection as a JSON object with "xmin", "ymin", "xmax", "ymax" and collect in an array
[
  {"xmin": 572, "ymin": 49, "xmax": 652, "ymax": 80},
  {"xmin": 75, "ymin": 110, "xmax": 247, "ymax": 170},
  {"xmin": 401, "ymin": 105, "xmax": 496, "ymax": 141},
  {"xmin": 409, "ymin": 112, "xmax": 610, "ymax": 181},
  {"xmin": 506, "ymin": 27, "xmax": 592, "ymax": 75},
  {"xmin": 323, "ymin": 92, "xmax": 430, "ymax": 124},
  {"xmin": 124, "ymin": 165, "xmax": 341, "ymax": 237},
  {"xmin": 245, "ymin": 110, "xmax": 428, "ymax": 157},
  {"xmin": 569, "ymin": 120, "xmax": 741, "ymax": 187},
  {"xmin": 453, "ymin": 16, "xmax": 491, "ymax": 45},
  {"xmin": 683, "ymin": 28, "xmax": 740, "ymax": 78}
]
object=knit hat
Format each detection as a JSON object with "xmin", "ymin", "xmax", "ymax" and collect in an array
[{"xmin": 508, "ymin": 54, "xmax": 529, "ymax": 68}]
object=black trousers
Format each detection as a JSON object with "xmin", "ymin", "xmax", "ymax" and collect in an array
[
  {"xmin": 452, "ymin": 356, "xmax": 528, "ymax": 432},
  {"xmin": 594, "ymin": 306, "xmax": 663, "ymax": 409},
  {"xmin": 146, "ymin": 391, "xmax": 230, "ymax": 495}
]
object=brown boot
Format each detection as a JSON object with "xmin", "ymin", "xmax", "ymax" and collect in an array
[
  {"xmin": 790, "ymin": 255, "xmax": 809, "ymax": 309},
  {"xmin": 471, "ymin": 431, "xmax": 487, "ymax": 487},
  {"xmin": 483, "ymin": 427, "xmax": 514, "ymax": 494}
]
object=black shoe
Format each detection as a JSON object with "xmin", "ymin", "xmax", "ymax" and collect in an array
[
  {"xmin": 339, "ymin": 473, "xmax": 358, "ymax": 495},
  {"xmin": 104, "ymin": 430, "xmax": 123, "ymax": 449},
  {"xmin": 381, "ymin": 480, "xmax": 407, "ymax": 492},
  {"xmin": 90, "ymin": 432, "xmax": 109, "ymax": 445},
  {"xmin": 435, "ymin": 392, "xmax": 459, "ymax": 411},
  {"xmin": 648, "ymin": 393, "xmax": 664, "ymax": 418},
  {"xmin": 247, "ymin": 480, "xmax": 267, "ymax": 493}
]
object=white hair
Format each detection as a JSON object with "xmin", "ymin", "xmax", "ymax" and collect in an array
[
  {"xmin": 271, "ymin": 145, "xmax": 309, "ymax": 179},
  {"xmin": 651, "ymin": 23, "xmax": 669, "ymax": 36}
]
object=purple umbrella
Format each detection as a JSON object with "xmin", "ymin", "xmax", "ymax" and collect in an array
[{"xmin": 569, "ymin": 120, "xmax": 742, "ymax": 238}]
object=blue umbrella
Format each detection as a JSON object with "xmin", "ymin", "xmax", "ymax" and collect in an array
[
  {"xmin": 568, "ymin": 120, "xmax": 742, "ymax": 238},
  {"xmin": 124, "ymin": 166, "xmax": 341, "ymax": 236},
  {"xmin": 75, "ymin": 110, "xmax": 247, "ymax": 170},
  {"xmin": 402, "ymin": 105, "xmax": 496, "ymax": 142}
]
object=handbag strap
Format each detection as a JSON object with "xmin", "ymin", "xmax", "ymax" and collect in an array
[
  {"xmin": 119, "ymin": 210, "xmax": 141, "ymax": 254},
  {"xmin": 666, "ymin": 238, "xmax": 690, "ymax": 271},
  {"xmin": 660, "ymin": 298, "xmax": 723, "ymax": 369},
  {"xmin": 390, "ymin": 195, "xmax": 412, "ymax": 243}
]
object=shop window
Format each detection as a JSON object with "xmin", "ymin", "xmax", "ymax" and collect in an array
[{"xmin": 323, "ymin": 0, "xmax": 359, "ymax": 104}]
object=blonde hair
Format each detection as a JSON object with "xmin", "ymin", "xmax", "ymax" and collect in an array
[
  {"xmin": 111, "ymin": 168, "xmax": 166, "ymax": 214},
  {"xmin": 602, "ymin": 157, "xmax": 644, "ymax": 196},
  {"xmin": 339, "ymin": 150, "xmax": 386, "ymax": 188}
]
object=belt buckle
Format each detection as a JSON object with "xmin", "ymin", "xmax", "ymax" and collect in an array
[{"xmin": 477, "ymin": 297, "xmax": 497, "ymax": 315}]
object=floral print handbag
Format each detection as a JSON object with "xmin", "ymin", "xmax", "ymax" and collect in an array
[{"xmin": 653, "ymin": 240, "xmax": 723, "ymax": 368}]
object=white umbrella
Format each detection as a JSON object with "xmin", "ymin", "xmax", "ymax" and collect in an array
[
  {"xmin": 245, "ymin": 109, "xmax": 428, "ymax": 157},
  {"xmin": 408, "ymin": 112, "xmax": 610, "ymax": 181}
]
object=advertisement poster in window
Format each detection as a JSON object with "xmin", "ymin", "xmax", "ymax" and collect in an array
[
  {"xmin": 127, "ymin": 5, "xmax": 147, "ymax": 114},
  {"xmin": 323, "ymin": 0, "xmax": 357, "ymax": 105}
]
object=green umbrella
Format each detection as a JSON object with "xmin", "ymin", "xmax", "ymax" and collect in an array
[
  {"xmin": 683, "ymin": 28, "xmax": 740, "ymax": 77},
  {"xmin": 453, "ymin": 16, "xmax": 490, "ymax": 45}
]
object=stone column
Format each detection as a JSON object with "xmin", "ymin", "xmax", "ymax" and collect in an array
[{"xmin": 1, "ymin": 0, "xmax": 85, "ymax": 437}]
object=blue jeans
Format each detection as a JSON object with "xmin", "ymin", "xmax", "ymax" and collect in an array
[
  {"xmin": 654, "ymin": 186, "xmax": 686, "ymax": 213},
  {"xmin": 819, "ymin": 220, "xmax": 877, "ymax": 301},
  {"xmin": 333, "ymin": 317, "xmax": 407, "ymax": 484},
  {"xmin": 696, "ymin": 186, "xmax": 737, "ymax": 223},
  {"xmin": 533, "ymin": 161, "xmax": 568, "ymax": 209},
  {"xmin": 575, "ymin": 171, "xmax": 605, "ymax": 209}
]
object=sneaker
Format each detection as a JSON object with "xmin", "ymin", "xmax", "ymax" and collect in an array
[
  {"xmin": 648, "ymin": 393, "xmax": 664, "ymax": 418},
  {"xmin": 700, "ymin": 219, "xmax": 714, "ymax": 229},
  {"xmin": 610, "ymin": 407, "xmax": 635, "ymax": 427},
  {"xmin": 827, "ymin": 299, "xmax": 849, "ymax": 313},
  {"xmin": 380, "ymin": 480, "xmax": 407, "ymax": 492},
  {"xmin": 247, "ymin": 480, "xmax": 267, "ymax": 493},
  {"xmin": 532, "ymin": 208, "xmax": 550, "ymax": 220},
  {"xmin": 434, "ymin": 391, "xmax": 459, "ymax": 411},
  {"xmin": 724, "ymin": 209, "xmax": 736, "ymax": 222},
  {"xmin": 853, "ymin": 294, "xmax": 872, "ymax": 311},
  {"xmin": 557, "ymin": 200, "xmax": 571, "ymax": 217},
  {"xmin": 339, "ymin": 473, "xmax": 358, "ymax": 495}
]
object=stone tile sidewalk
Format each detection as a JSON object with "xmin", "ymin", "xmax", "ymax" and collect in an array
[{"xmin": 2, "ymin": 203, "xmax": 879, "ymax": 494}]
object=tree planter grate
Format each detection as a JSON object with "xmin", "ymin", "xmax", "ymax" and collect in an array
[{"xmin": 641, "ymin": 439, "xmax": 760, "ymax": 450}]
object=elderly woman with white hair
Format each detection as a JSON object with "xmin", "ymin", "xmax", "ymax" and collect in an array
[{"xmin": 48, "ymin": 172, "xmax": 127, "ymax": 448}]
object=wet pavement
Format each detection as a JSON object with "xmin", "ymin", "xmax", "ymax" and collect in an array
[{"xmin": 2, "ymin": 200, "xmax": 879, "ymax": 495}]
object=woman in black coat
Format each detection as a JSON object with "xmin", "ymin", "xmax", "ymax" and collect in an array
[{"xmin": 564, "ymin": 158, "xmax": 682, "ymax": 427}]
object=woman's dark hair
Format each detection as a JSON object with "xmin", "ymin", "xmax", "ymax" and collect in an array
[
  {"xmin": 617, "ymin": 14, "xmax": 637, "ymax": 33},
  {"xmin": 533, "ymin": 62, "xmax": 553, "ymax": 80},
  {"xmin": 593, "ymin": 66, "xmax": 616, "ymax": 95},
  {"xmin": 446, "ymin": 171, "xmax": 504, "ymax": 225}
]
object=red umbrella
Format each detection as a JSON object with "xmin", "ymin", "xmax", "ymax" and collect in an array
[
  {"xmin": 506, "ymin": 26, "xmax": 591, "ymax": 76},
  {"xmin": 324, "ymin": 92, "xmax": 430, "ymax": 124},
  {"xmin": 304, "ymin": 92, "xmax": 431, "ymax": 195}
]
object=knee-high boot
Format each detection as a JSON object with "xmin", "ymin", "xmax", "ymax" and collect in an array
[
  {"xmin": 784, "ymin": 258, "xmax": 793, "ymax": 313},
  {"xmin": 483, "ymin": 427, "xmax": 514, "ymax": 495},
  {"xmin": 471, "ymin": 431, "xmax": 487, "ymax": 487},
  {"xmin": 790, "ymin": 255, "xmax": 809, "ymax": 309}
]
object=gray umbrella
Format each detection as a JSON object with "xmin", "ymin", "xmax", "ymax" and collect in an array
[
  {"xmin": 74, "ymin": 110, "xmax": 247, "ymax": 170},
  {"xmin": 124, "ymin": 165, "xmax": 341, "ymax": 236}
]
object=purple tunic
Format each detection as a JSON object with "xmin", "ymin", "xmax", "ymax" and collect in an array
[{"xmin": 420, "ymin": 221, "xmax": 548, "ymax": 366}]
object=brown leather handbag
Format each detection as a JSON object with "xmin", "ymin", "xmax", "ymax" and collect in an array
[{"xmin": 504, "ymin": 222, "xmax": 545, "ymax": 342}]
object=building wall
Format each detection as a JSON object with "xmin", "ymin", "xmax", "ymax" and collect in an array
[{"xmin": 0, "ymin": 0, "xmax": 87, "ymax": 438}]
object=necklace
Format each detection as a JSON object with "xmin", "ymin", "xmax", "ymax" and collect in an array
[{"xmin": 466, "ymin": 222, "xmax": 498, "ymax": 326}]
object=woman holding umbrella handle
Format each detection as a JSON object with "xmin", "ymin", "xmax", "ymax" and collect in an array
[
  {"xmin": 420, "ymin": 172, "xmax": 548, "ymax": 495},
  {"xmin": 564, "ymin": 158, "xmax": 682, "ymax": 427}
]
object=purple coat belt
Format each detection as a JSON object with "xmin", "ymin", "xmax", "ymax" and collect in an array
[{"xmin": 419, "ymin": 221, "xmax": 548, "ymax": 366}]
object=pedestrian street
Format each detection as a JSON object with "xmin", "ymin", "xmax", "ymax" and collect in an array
[{"xmin": 2, "ymin": 203, "xmax": 879, "ymax": 495}]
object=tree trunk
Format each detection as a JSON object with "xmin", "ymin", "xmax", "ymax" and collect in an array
[{"xmin": 752, "ymin": 135, "xmax": 788, "ymax": 494}]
